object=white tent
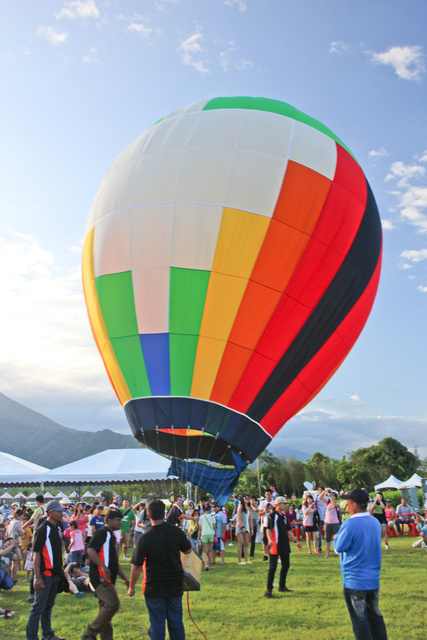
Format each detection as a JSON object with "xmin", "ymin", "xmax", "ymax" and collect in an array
[
  {"xmin": 44, "ymin": 491, "xmax": 54, "ymax": 499},
  {"xmin": 28, "ymin": 492, "xmax": 38, "ymax": 499},
  {"xmin": 399, "ymin": 473, "xmax": 423, "ymax": 490},
  {"xmin": 0, "ymin": 451, "xmax": 48, "ymax": 486},
  {"xmin": 0, "ymin": 491, "xmax": 13, "ymax": 499},
  {"xmin": 43, "ymin": 448, "xmax": 173, "ymax": 484},
  {"xmin": 54, "ymin": 491, "xmax": 68, "ymax": 499},
  {"xmin": 14, "ymin": 491, "xmax": 27, "ymax": 499},
  {"xmin": 374, "ymin": 475, "xmax": 402, "ymax": 491},
  {"xmin": 81, "ymin": 490, "xmax": 95, "ymax": 499}
]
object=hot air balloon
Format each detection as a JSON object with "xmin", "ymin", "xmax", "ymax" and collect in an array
[{"xmin": 83, "ymin": 97, "xmax": 382, "ymax": 503}]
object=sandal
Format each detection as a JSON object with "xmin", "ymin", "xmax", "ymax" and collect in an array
[{"xmin": 1, "ymin": 609, "xmax": 15, "ymax": 619}]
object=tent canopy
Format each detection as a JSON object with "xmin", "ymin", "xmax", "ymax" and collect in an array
[
  {"xmin": 374, "ymin": 474, "xmax": 402, "ymax": 491},
  {"xmin": 400, "ymin": 473, "xmax": 423, "ymax": 490},
  {"xmin": 43, "ymin": 448, "xmax": 173, "ymax": 485},
  {"xmin": 0, "ymin": 451, "xmax": 48, "ymax": 486}
]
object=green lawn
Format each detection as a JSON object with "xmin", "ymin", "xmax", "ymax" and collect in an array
[{"xmin": 2, "ymin": 536, "xmax": 425, "ymax": 640}]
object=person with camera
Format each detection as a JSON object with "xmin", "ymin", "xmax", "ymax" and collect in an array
[
  {"xmin": 319, "ymin": 489, "xmax": 341, "ymax": 557},
  {"xmin": 370, "ymin": 492, "xmax": 390, "ymax": 550}
]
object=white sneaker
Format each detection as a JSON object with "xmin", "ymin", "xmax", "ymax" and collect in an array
[{"xmin": 385, "ymin": 544, "xmax": 389, "ymax": 550}]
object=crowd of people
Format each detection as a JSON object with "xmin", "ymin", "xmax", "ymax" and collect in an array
[{"xmin": 0, "ymin": 485, "xmax": 425, "ymax": 639}]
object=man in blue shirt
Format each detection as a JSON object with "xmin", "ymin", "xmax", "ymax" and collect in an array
[
  {"xmin": 211, "ymin": 503, "xmax": 227, "ymax": 565},
  {"xmin": 334, "ymin": 489, "xmax": 388, "ymax": 640}
]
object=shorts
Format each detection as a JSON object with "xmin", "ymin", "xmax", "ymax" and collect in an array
[
  {"xmin": 325, "ymin": 522, "xmax": 340, "ymax": 542},
  {"xmin": 121, "ymin": 531, "xmax": 131, "ymax": 546},
  {"xmin": 262, "ymin": 528, "xmax": 269, "ymax": 546},
  {"xmin": 303, "ymin": 525, "xmax": 317, "ymax": 533},
  {"xmin": 201, "ymin": 534, "xmax": 214, "ymax": 544},
  {"xmin": 213, "ymin": 538, "xmax": 225, "ymax": 552},
  {"xmin": 373, "ymin": 513, "xmax": 386, "ymax": 525}
]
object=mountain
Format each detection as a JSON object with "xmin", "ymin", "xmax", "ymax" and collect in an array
[{"xmin": 0, "ymin": 392, "xmax": 139, "ymax": 469}]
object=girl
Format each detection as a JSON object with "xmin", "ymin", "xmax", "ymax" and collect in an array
[
  {"xmin": 198, "ymin": 505, "xmax": 215, "ymax": 571},
  {"xmin": 236, "ymin": 496, "xmax": 253, "ymax": 565},
  {"xmin": 319, "ymin": 489, "xmax": 341, "ymax": 557},
  {"xmin": 370, "ymin": 492, "xmax": 390, "ymax": 550},
  {"xmin": 68, "ymin": 520, "xmax": 85, "ymax": 567},
  {"xmin": 24, "ymin": 541, "xmax": 33, "ymax": 581},
  {"xmin": 188, "ymin": 509, "xmax": 200, "ymax": 552},
  {"xmin": 302, "ymin": 494, "xmax": 318, "ymax": 554}
]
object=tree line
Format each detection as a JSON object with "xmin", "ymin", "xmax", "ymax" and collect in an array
[{"xmin": 235, "ymin": 437, "xmax": 426, "ymax": 497}]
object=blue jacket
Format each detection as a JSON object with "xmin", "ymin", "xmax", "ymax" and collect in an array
[{"xmin": 333, "ymin": 512, "xmax": 382, "ymax": 590}]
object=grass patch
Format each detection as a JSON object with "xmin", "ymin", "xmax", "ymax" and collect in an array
[{"xmin": 2, "ymin": 536, "xmax": 425, "ymax": 639}]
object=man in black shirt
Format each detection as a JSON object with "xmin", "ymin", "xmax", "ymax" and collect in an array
[
  {"xmin": 128, "ymin": 499, "xmax": 191, "ymax": 640},
  {"xmin": 81, "ymin": 510, "xmax": 129, "ymax": 640},
  {"xmin": 26, "ymin": 500, "xmax": 65, "ymax": 640},
  {"xmin": 264, "ymin": 496, "xmax": 302, "ymax": 598}
]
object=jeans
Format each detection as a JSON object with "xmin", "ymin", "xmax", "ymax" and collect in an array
[
  {"xmin": 26, "ymin": 574, "xmax": 59, "ymax": 640},
  {"xmin": 317, "ymin": 519, "xmax": 324, "ymax": 549},
  {"xmin": 343, "ymin": 587, "xmax": 388, "ymax": 640},
  {"xmin": 145, "ymin": 597, "xmax": 185, "ymax": 640},
  {"xmin": 395, "ymin": 518, "xmax": 414, "ymax": 534},
  {"xmin": 70, "ymin": 549, "xmax": 83, "ymax": 566},
  {"xmin": 267, "ymin": 553, "xmax": 290, "ymax": 591}
]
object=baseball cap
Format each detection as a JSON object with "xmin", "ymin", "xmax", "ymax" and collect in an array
[
  {"xmin": 340, "ymin": 489, "xmax": 369, "ymax": 505},
  {"xmin": 46, "ymin": 500, "xmax": 64, "ymax": 512},
  {"xmin": 274, "ymin": 496, "xmax": 287, "ymax": 506}
]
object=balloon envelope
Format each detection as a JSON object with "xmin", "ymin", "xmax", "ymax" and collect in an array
[{"xmin": 83, "ymin": 97, "xmax": 382, "ymax": 498}]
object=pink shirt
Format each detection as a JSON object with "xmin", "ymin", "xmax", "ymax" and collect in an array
[
  {"xmin": 325, "ymin": 502, "xmax": 339, "ymax": 525},
  {"xmin": 69, "ymin": 530, "xmax": 84, "ymax": 552}
]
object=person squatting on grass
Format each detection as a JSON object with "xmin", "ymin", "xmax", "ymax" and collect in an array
[
  {"xmin": 263, "ymin": 496, "xmax": 302, "ymax": 598},
  {"xmin": 333, "ymin": 489, "xmax": 388, "ymax": 640},
  {"xmin": 81, "ymin": 509, "xmax": 130, "ymax": 640},
  {"xmin": 128, "ymin": 499, "xmax": 191, "ymax": 640}
]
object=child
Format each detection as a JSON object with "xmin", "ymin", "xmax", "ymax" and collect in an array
[{"xmin": 24, "ymin": 541, "xmax": 33, "ymax": 581}]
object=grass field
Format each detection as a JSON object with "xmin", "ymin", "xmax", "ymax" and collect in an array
[{"xmin": 1, "ymin": 535, "xmax": 425, "ymax": 640}]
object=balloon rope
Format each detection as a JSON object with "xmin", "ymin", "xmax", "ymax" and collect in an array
[
  {"xmin": 131, "ymin": 596, "xmax": 146, "ymax": 640},
  {"xmin": 187, "ymin": 592, "xmax": 208, "ymax": 639}
]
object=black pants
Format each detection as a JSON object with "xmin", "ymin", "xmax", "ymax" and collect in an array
[
  {"xmin": 267, "ymin": 553, "xmax": 290, "ymax": 591},
  {"xmin": 250, "ymin": 525, "xmax": 257, "ymax": 557}
]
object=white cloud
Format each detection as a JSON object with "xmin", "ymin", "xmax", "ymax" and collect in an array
[
  {"xmin": 329, "ymin": 41, "xmax": 352, "ymax": 55},
  {"xmin": 400, "ymin": 248, "xmax": 427, "ymax": 262},
  {"xmin": 82, "ymin": 47, "xmax": 98, "ymax": 64},
  {"xmin": 219, "ymin": 42, "xmax": 253, "ymax": 72},
  {"xmin": 127, "ymin": 22, "xmax": 154, "ymax": 38},
  {"xmin": 371, "ymin": 45, "xmax": 425, "ymax": 82},
  {"xmin": 381, "ymin": 219, "xmax": 394, "ymax": 231},
  {"xmin": 56, "ymin": 0, "xmax": 100, "ymax": 20},
  {"xmin": 419, "ymin": 151, "xmax": 427, "ymax": 163},
  {"xmin": 37, "ymin": 26, "xmax": 68, "ymax": 46},
  {"xmin": 224, "ymin": 0, "xmax": 247, "ymax": 12},
  {"xmin": 385, "ymin": 161, "xmax": 425, "ymax": 188},
  {"xmin": 369, "ymin": 147, "xmax": 388, "ymax": 159},
  {"xmin": 417, "ymin": 285, "xmax": 427, "ymax": 293},
  {"xmin": 349, "ymin": 394, "xmax": 361, "ymax": 402},
  {"xmin": 177, "ymin": 32, "xmax": 210, "ymax": 74}
]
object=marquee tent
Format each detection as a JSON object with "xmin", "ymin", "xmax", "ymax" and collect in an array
[
  {"xmin": 43, "ymin": 448, "xmax": 174, "ymax": 485},
  {"xmin": 0, "ymin": 451, "xmax": 48, "ymax": 486},
  {"xmin": 374, "ymin": 475, "xmax": 402, "ymax": 491},
  {"xmin": 399, "ymin": 473, "xmax": 423, "ymax": 490}
]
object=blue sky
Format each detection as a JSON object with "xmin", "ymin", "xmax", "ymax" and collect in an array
[{"xmin": 1, "ymin": 0, "xmax": 427, "ymax": 465}]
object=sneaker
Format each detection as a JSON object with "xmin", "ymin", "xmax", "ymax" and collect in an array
[
  {"xmin": 278, "ymin": 587, "xmax": 293, "ymax": 593},
  {"xmin": 24, "ymin": 596, "xmax": 34, "ymax": 604},
  {"xmin": 42, "ymin": 635, "xmax": 65, "ymax": 640},
  {"xmin": 122, "ymin": 556, "xmax": 130, "ymax": 561},
  {"xmin": 385, "ymin": 543, "xmax": 389, "ymax": 550},
  {"xmin": 75, "ymin": 592, "xmax": 85, "ymax": 599},
  {"xmin": 263, "ymin": 555, "xmax": 268, "ymax": 561},
  {"xmin": 263, "ymin": 589, "xmax": 272, "ymax": 598},
  {"xmin": 246, "ymin": 560, "xmax": 253, "ymax": 564},
  {"xmin": 315, "ymin": 550, "xmax": 321, "ymax": 555},
  {"xmin": 237, "ymin": 561, "xmax": 247, "ymax": 565}
]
